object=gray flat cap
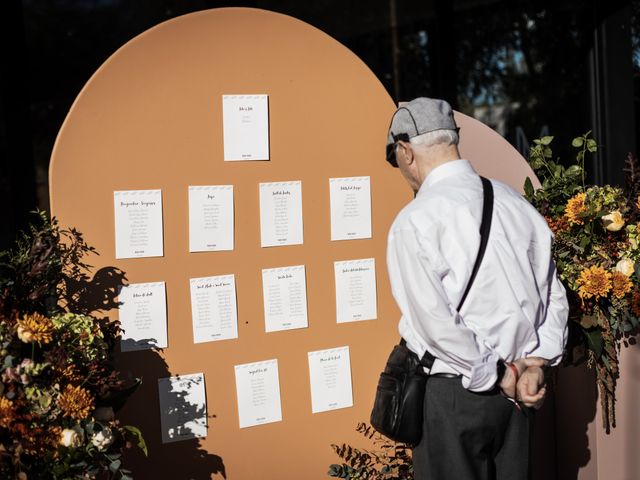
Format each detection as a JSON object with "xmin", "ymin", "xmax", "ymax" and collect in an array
[{"xmin": 386, "ymin": 97, "xmax": 458, "ymax": 148}]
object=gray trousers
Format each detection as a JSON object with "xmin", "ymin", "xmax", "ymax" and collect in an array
[{"xmin": 412, "ymin": 376, "xmax": 532, "ymax": 480}]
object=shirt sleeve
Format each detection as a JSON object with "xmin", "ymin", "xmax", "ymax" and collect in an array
[
  {"xmin": 525, "ymin": 254, "xmax": 569, "ymax": 365},
  {"xmin": 387, "ymin": 227, "xmax": 500, "ymax": 392}
]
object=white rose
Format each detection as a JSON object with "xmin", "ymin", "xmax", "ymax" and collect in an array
[
  {"xmin": 602, "ymin": 211, "xmax": 625, "ymax": 232},
  {"xmin": 616, "ymin": 258, "xmax": 635, "ymax": 277},
  {"xmin": 91, "ymin": 428, "xmax": 114, "ymax": 452},
  {"xmin": 60, "ymin": 426, "xmax": 84, "ymax": 448}
]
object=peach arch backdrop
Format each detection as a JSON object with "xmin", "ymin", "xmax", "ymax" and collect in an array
[{"xmin": 49, "ymin": 7, "xmax": 539, "ymax": 479}]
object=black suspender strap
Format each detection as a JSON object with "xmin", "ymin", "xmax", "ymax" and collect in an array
[{"xmin": 415, "ymin": 175, "xmax": 494, "ymax": 368}]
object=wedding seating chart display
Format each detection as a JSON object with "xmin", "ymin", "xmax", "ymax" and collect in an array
[
  {"xmin": 222, "ymin": 94, "xmax": 270, "ymax": 161},
  {"xmin": 113, "ymin": 189, "xmax": 163, "ymax": 258},
  {"xmin": 188, "ymin": 185, "xmax": 234, "ymax": 252},
  {"xmin": 329, "ymin": 177, "xmax": 372, "ymax": 241},
  {"xmin": 189, "ymin": 274, "xmax": 238, "ymax": 343},
  {"xmin": 307, "ymin": 346, "xmax": 353, "ymax": 413},
  {"xmin": 261, "ymin": 265, "xmax": 308, "ymax": 333},
  {"xmin": 118, "ymin": 282, "xmax": 168, "ymax": 351},
  {"xmin": 158, "ymin": 373, "xmax": 207, "ymax": 444},
  {"xmin": 234, "ymin": 359, "xmax": 283, "ymax": 428},
  {"xmin": 259, "ymin": 181, "xmax": 304, "ymax": 247},
  {"xmin": 334, "ymin": 259, "xmax": 378, "ymax": 323}
]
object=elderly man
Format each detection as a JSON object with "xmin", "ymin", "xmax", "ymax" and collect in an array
[{"xmin": 385, "ymin": 97, "xmax": 568, "ymax": 480}]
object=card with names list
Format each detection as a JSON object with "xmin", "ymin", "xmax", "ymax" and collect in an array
[
  {"xmin": 118, "ymin": 282, "xmax": 168, "ymax": 351},
  {"xmin": 158, "ymin": 373, "xmax": 207, "ymax": 444},
  {"xmin": 259, "ymin": 181, "xmax": 304, "ymax": 247},
  {"xmin": 188, "ymin": 185, "xmax": 234, "ymax": 252},
  {"xmin": 113, "ymin": 189, "xmax": 163, "ymax": 259},
  {"xmin": 334, "ymin": 258, "xmax": 377, "ymax": 323},
  {"xmin": 261, "ymin": 265, "xmax": 308, "ymax": 333},
  {"xmin": 308, "ymin": 346, "xmax": 354, "ymax": 414},
  {"xmin": 329, "ymin": 176, "xmax": 372, "ymax": 241},
  {"xmin": 234, "ymin": 359, "xmax": 282, "ymax": 429},
  {"xmin": 222, "ymin": 94, "xmax": 269, "ymax": 161},
  {"xmin": 189, "ymin": 274, "xmax": 238, "ymax": 344}
]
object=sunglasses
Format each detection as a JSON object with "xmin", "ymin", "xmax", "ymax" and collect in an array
[{"xmin": 385, "ymin": 133, "xmax": 410, "ymax": 168}]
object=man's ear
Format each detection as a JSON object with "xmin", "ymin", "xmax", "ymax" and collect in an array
[{"xmin": 397, "ymin": 140, "xmax": 414, "ymax": 165}]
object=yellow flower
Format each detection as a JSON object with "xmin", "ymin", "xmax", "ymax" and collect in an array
[
  {"xmin": 0, "ymin": 397, "xmax": 15, "ymax": 428},
  {"xmin": 57, "ymin": 385, "xmax": 94, "ymax": 420},
  {"xmin": 16, "ymin": 313, "xmax": 54, "ymax": 344},
  {"xmin": 616, "ymin": 258, "xmax": 635, "ymax": 276},
  {"xmin": 636, "ymin": 195, "xmax": 640, "ymax": 211},
  {"xmin": 612, "ymin": 271, "xmax": 633, "ymax": 298},
  {"xmin": 565, "ymin": 192, "xmax": 587, "ymax": 225},
  {"xmin": 602, "ymin": 210, "xmax": 625, "ymax": 232},
  {"xmin": 576, "ymin": 266, "xmax": 612, "ymax": 300}
]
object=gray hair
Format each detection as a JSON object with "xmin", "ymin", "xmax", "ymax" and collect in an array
[{"xmin": 409, "ymin": 129, "xmax": 459, "ymax": 148}]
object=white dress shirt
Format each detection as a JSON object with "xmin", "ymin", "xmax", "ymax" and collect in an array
[{"xmin": 387, "ymin": 159, "xmax": 568, "ymax": 392}]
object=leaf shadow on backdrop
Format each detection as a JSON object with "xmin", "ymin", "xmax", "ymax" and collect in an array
[{"xmin": 76, "ymin": 265, "xmax": 226, "ymax": 479}]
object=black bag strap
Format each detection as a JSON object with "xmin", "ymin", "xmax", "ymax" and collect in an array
[{"xmin": 409, "ymin": 175, "xmax": 494, "ymax": 368}]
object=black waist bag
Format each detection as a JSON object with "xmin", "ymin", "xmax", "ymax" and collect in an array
[
  {"xmin": 370, "ymin": 341, "xmax": 429, "ymax": 445},
  {"xmin": 370, "ymin": 176, "xmax": 494, "ymax": 446}
]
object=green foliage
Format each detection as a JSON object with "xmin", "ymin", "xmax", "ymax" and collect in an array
[{"xmin": 328, "ymin": 423, "xmax": 412, "ymax": 480}]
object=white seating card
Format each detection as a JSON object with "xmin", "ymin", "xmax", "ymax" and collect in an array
[
  {"xmin": 259, "ymin": 181, "xmax": 304, "ymax": 247},
  {"xmin": 158, "ymin": 373, "xmax": 207, "ymax": 443},
  {"xmin": 114, "ymin": 190, "xmax": 163, "ymax": 259},
  {"xmin": 334, "ymin": 258, "xmax": 377, "ymax": 323},
  {"xmin": 188, "ymin": 185, "xmax": 234, "ymax": 252},
  {"xmin": 329, "ymin": 177, "xmax": 372, "ymax": 241},
  {"xmin": 222, "ymin": 94, "xmax": 269, "ymax": 161},
  {"xmin": 118, "ymin": 282, "xmax": 168, "ymax": 351},
  {"xmin": 261, "ymin": 265, "xmax": 308, "ymax": 333},
  {"xmin": 308, "ymin": 346, "xmax": 353, "ymax": 413},
  {"xmin": 234, "ymin": 359, "xmax": 282, "ymax": 428},
  {"xmin": 190, "ymin": 274, "xmax": 238, "ymax": 344}
]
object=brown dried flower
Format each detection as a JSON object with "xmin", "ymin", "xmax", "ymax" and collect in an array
[
  {"xmin": 57, "ymin": 385, "xmax": 94, "ymax": 420},
  {"xmin": 16, "ymin": 313, "xmax": 54, "ymax": 344}
]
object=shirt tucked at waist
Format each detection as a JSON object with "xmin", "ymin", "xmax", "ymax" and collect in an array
[{"xmin": 387, "ymin": 159, "xmax": 568, "ymax": 392}]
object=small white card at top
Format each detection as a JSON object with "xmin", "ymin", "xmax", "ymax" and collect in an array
[
  {"xmin": 114, "ymin": 190, "xmax": 163, "ymax": 259},
  {"xmin": 188, "ymin": 185, "xmax": 234, "ymax": 252},
  {"xmin": 261, "ymin": 265, "xmax": 308, "ymax": 333},
  {"xmin": 329, "ymin": 177, "xmax": 372, "ymax": 241},
  {"xmin": 308, "ymin": 346, "xmax": 353, "ymax": 413},
  {"xmin": 158, "ymin": 373, "xmax": 207, "ymax": 444},
  {"xmin": 259, "ymin": 181, "xmax": 303, "ymax": 247},
  {"xmin": 334, "ymin": 258, "xmax": 377, "ymax": 323},
  {"xmin": 234, "ymin": 359, "xmax": 282, "ymax": 428},
  {"xmin": 222, "ymin": 94, "xmax": 269, "ymax": 161},
  {"xmin": 190, "ymin": 274, "xmax": 238, "ymax": 344},
  {"xmin": 118, "ymin": 282, "xmax": 168, "ymax": 351}
]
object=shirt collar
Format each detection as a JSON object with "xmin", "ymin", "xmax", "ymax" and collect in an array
[{"xmin": 417, "ymin": 159, "xmax": 476, "ymax": 196}]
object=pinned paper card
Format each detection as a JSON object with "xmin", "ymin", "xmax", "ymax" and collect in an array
[
  {"xmin": 308, "ymin": 346, "xmax": 353, "ymax": 413},
  {"xmin": 334, "ymin": 258, "xmax": 377, "ymax": 323},
  {"xmin": 188, "ymin": 185, "xmax": 234, "ymax": 252},
  {"xmin": 190, "ymin": 274, "xmax": 238, "ymax": 344},
  {"xmin": 158, "ymin": 373, "xmax": 207, "ymax": 444},
  {"xmin": 234, "ymin": 359, "xmax": 282, "ymax": 429},
  {"xmin": 259, "ymin": 181, "xmax": 303, "ymax": 247},
  {"xmin": 261, "ymin": 265, "xmax": 308, "ymax": 333},
  {"xmin": 114, "ymin": 189, "xmax": 163, "ymax": 258},
  {"xmin": 222, "ymin": 94, "xmax": 269, "ymax": 161},
  {"xmin": 118, "ymin": 282, "xmax": 168, "ymax": 351},
  {"xmin": 329, "ymin": 177, "xmax": 372, "ymax": 241}
]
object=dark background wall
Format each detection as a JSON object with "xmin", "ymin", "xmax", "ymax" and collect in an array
[{"xmin": 1, "ymin": 0, "xmax": 639, "ymax": 249}]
